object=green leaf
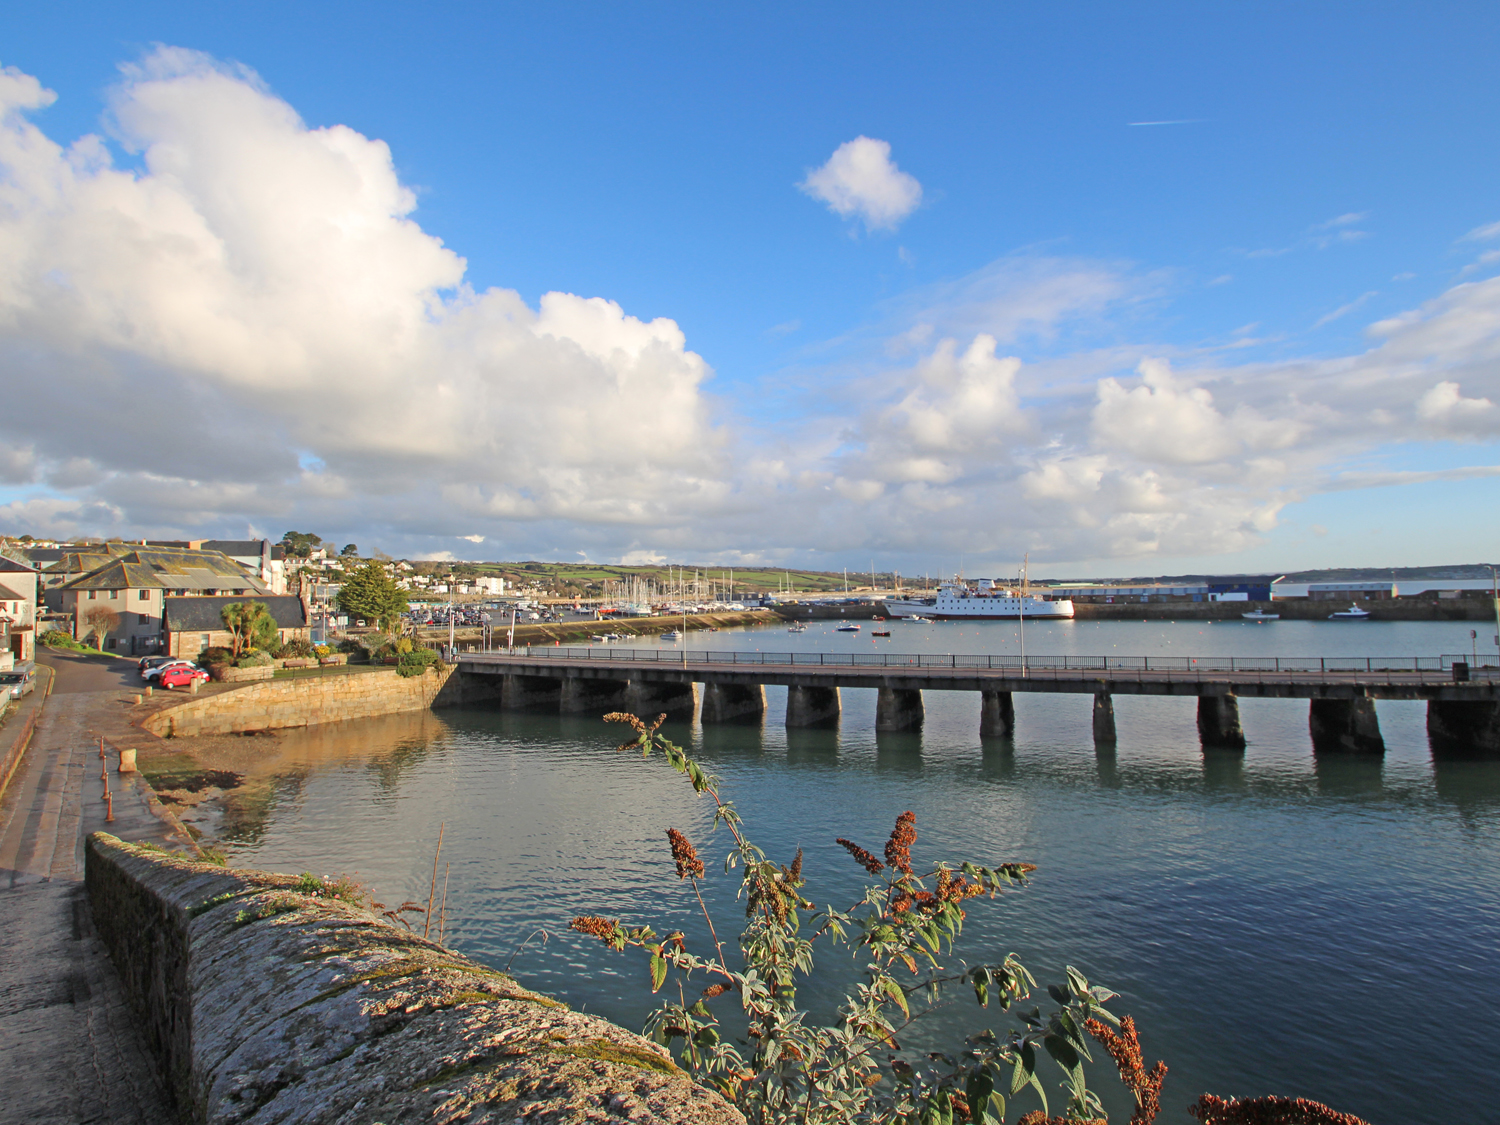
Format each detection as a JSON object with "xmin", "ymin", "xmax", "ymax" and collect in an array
[
  {"xmin": 650, "ymin": 953, "xmax": 667, "ymax": 992},
  {"xmin": 965, "ymin": 1070, "xmax": 994, "ymax": 1123},
  {"xmin": 1043, "ymin": 1033, "xmax": 1080, "ymax": 1075}
]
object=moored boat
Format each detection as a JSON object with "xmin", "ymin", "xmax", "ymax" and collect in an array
[
  {"xmin": 1328, "ymin": 604, "xmax": 1372, "ymax": 620},
  {"xmin": 1242, "ymin": 610, "xmax": 1279, "ymax": 621},
  {"xmin": 836, "ymin": 623, "xmax": 861, "ymax": 632},
  {"xmin": 883, "ymin": 576, "xmax": 1074, "ymax": 620}
]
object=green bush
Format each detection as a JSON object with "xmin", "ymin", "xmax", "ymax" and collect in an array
[
  {"xmin": 313, "ymin": 644, "xmax": 332, "ymax": 658},
  {"xmin": 235, "ymin": 650, "xmax": 274, "ymax": 668},
  {"xmin": 272, "ymin": 637, "xmax": 315, "ymax": 659},
  {"xmin": 41, "ymin": 629, "xmax": 80, "ymax": 649},
  {"xmin": 395, "ymin": 647, "xmax": 439, "ymax": 677},
  {"xmin": 199, "ymin": 646, "xmax": 234, "ymax": 666}
]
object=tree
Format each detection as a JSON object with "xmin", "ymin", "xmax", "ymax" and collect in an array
[
  {"xmin": 340, "ymin": 544, "xmax": 359, "ymax": 557},
  {"xmin": 280, "ymin": 531, "xmax": 323, "ymax": 559},
  {"xmin": 221, "ymin": 601, "xmax": 279, "ymax": 658},
  {"xmin": 337, "ymin": 561, "xmax": 408, "ymax": 631},
  {"xmin": 83, "ymin": 606, "xmax": 119, "ymax": 650}
]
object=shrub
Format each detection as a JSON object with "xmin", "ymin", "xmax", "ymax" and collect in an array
[
  {"xmin": 395, "ymin": 647, "xmax": 439, "ymax": 677},
  {"xmin": 235, "ymin": 650, "xmax": 274, "ymax": 668},
  {"xmin": 313, "ymin": 644, "xmax": 332, "ymax": 658},
  {"xmin": 199, "ymin": 646, "xmax": 234, "ymax": 666},
  {"xmin": 41, "ymin": 629, "xmax": 80, "ymax": 649},
  {"xmin": 272, "ymin": 637, "xmax": 315, "ymax": 659}
]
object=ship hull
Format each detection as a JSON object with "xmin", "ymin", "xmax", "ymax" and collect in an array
[{"xmin": 881, "ymin": 597, "xmax": 1075, "ymax": 620}]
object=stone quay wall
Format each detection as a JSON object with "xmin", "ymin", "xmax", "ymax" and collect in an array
[
  {"xmin": 84, "ymin": 832, "xmax": 742, "ymax": 1125},
  {"xmin": 142, "ymin": 666, "xmax": 501, "ymax": 738}
]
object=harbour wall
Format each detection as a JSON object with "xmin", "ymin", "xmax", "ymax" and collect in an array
[
  {"xmin": 418, "ymin": 609, "xmax": 775, "ymax": 647},
  {"xmin": 140, "ymin": 665, "xmax": 502, "ymax": 738},
  {"xmin": 84, "ymin": 832, "xmax": 741, "ymax": 1125}
]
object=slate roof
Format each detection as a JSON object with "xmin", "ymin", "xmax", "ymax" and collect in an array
[
  {"xmin": 162, "ymin": 596, "xmax": 308, "ymax": 632},
  {"xmin": 201, "ymin": 540, "xmax": 270, "ymax": 557},
  {"xmin": 0, "ymin": 555, "xmax": 37, "ymax": 574},
  {"xmin": 61, "ymin": 548, "xmax": 273, "ymax": 594}
]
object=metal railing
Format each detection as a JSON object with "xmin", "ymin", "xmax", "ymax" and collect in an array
[{"xmin": 463, "ymin": 648, "xmax": 1500, "ymax": 676}]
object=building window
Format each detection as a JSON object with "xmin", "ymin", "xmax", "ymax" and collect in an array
[
  {"xmin": 139, "ymin": 589, "xmax": 151, "ymax": 601},
  {"xmin": 110, "ymin": 589, "xmax": 119, "ymax": 600},
  {"xmin": 88, "ymin": 590, "xmax": 97, "ymax": 600},
  {"xmin": 200, "ymin": 633, "xmax": 211, "ymax": 647}
]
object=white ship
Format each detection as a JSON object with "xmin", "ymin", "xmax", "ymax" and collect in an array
[{"xmin": 882, "ymin": 577, "xmax": 1074, "ymax": 620}]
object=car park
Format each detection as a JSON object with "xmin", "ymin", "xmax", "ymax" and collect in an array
[
  {"xmin": 143, "ymin": 659, "xmax": 196, "ymax": 681},
  {"xmin": 158, "ymin": 665, "xmax": 209, "ymax": 690}
]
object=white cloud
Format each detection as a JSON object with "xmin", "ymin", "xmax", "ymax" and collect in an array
[
  {"xmin": 460, "ymin": 534, "xmax": 485, "ymax": 543},
  {"xmin": 0, "ymin": 50, "xmax": 728, "ymax": 544},
  {"xmin": 1092, "ymin": 359, "xmax": 1236, "ymax": 464},
  {"xmin": 799, "ymin": 136, "xmax": 922, "ymax": 231},
  {"xmin": 1416, "ymin": 381, "xmax": 1499, "ymax": 437},
  {"xmin": 1311, "ymin": 291, "xmax": 1379, "ymax": 329},
  {"xmin": 1461, "ymin": 220, "xmax": 1500, "ymax": 242}
]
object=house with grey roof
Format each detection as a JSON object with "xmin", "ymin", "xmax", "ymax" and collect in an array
[
  {"xmin": 59, "ymin": 547, "xmax": 275, "ymax": 655},
  {"xmin": 161, "ymin": 596, "xmax": 310, "ymax": 659},
  {"xmin": 0, "ymin": 555, "xmax": 38, "ymax": 664}
]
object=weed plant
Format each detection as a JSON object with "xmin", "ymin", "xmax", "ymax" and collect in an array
[{"xmin": 571, "ymin": 714, "xmax": 1365, "ymax": 1125}]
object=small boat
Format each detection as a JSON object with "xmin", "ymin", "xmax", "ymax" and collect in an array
[
  {"xmin": 660, "ymin": 630, "xmax": 682, "ymax": 640},
  {"xmin": 836, "ymin": 623, "xmax": 861, "ymax": 632},
  {"xmin": 591, "ymin": 635, "xmax": 608, "ymax": 643},
  {"xmin": 1241, "ymin": 610, "xmax": 1279, "ymax": 622},
  {"xmin": 1328, "ymin": 604, "xmax": 1371, "ymax": 620},
  {"xmin": 788, "ymin": 624, "xmax": 808, "ymax": 633},
  {"xmin": 907, "ymin": 615, "xmax": 931, "ymax": 623},
  {"xmin": 872, "ymin": 616, "xmax": 886, "ymax": 622},
  {"xmin": 872, "ymin": 630, "xmax": 891, "ymax": 637}
]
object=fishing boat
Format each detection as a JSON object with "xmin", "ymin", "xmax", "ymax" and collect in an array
[
  {"xmin": 1241, "ymin": 610, "xmax": 1280, "ymax": 622},
  {"xmin": 872, "ymin": 630, "xmax": 891, "ymax": 637},
  {"xmin": 1328, "ymin": 604, "xmax": 1371, "ymax": 620},
  {"xmin": 836, "ymin": 623, "xmax": 861, "ymax": 632},
  {"xmin": 788, "ymin": 623, "xmax": 808, "ymax": 634},
  {"xmin": 660, "ymin": 630, "xmax": 682, "ymax": 640}
]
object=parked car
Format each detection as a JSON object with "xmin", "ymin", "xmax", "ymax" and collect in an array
[
  {"xmin": 143, "ymin": 659, "xmax": 196, "ymax": 682},
  {"xmin": 2, "ymin": 661, "xmax": 36, "ymax": 699},
  {"xmin": 138, "ymin": 655, "xmax": 174, "ymax": 674},
  {"xmin": 158, "ymin": 665, "xmax": 209, "ymax": 690}
]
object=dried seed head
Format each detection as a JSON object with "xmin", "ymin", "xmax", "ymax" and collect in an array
[
  {"xmin": 884, "ymin": 811, "xmax": 917, "ymax": 875},
  {"xmin": 666, "ymin": 829, "xmax": 704, "ymax": 880},
  {"xmin": 701, "ymin": 982, "xmax": 731, "ymax": 999},
  {"xmin": 570, "ymin": 915, "xmax": 618, "ymax": 942},
  {"xmin": 836, "ymin": 838, "xmax": 885, "ymax": 875},
  {"xmin": 788, "ymin": 848, "xmax": 803, "ymax": 885}
]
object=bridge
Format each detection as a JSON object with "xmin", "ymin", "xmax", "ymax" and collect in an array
[{"xmin": 451, "ymin": 648, "xmax": 1500, "ymax": 756}]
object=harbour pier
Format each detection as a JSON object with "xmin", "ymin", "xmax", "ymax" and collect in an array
[{"xmin": 455, "ymin": 649, "xmax": 1500, "ymax": 757}]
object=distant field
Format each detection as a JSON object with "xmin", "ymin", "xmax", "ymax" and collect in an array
[{"xmin": 458, "ymin": 562, "xmax": 913, "ymax": 593}]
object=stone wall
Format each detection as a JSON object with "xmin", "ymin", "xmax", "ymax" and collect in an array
[
  {"xmin": 142, "ymin": 666, "xmax": 500, "ymax": 738},
  {"xmin": 85, "ymin": 832, "xmax": 741, "ymax": 1125}
]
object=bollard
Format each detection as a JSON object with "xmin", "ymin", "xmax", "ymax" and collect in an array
[
  {"xmin": 119, "ymin": 748, "xmax": 137, "ymax": 773},
  {"xmin": 98, "ymin": 735, "xmax": 104, "ymax": 758},
  {"xmin": 145, "ymin": 685, "xmax": 152, "ymax": 697},
  {"xmin": 189, "ymin": 678, "xmax": 200, "ymax": 694},
  {"xmin": 105, "ymin": 793, "xmax": 114, "ymax": 822},
  {"xmin": 134, "ymin": 694, "xmax": 143, "ymax": 705}
]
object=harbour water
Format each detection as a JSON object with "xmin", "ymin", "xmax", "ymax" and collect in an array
[{"xmin": 215, "ymin": 619, "xmax": 1500, "ymax": 1123}]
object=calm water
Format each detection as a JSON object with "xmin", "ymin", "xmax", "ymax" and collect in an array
[{"xmin": 218, "ymin": 619, "xmax": 1500, "ymax": 1124}]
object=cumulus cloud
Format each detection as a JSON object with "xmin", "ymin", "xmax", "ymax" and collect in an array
[
  {"xmin": 0, "ymin": 50, "xmax": 726, "ymax": 543},
  {"xmin": 3, "ymin": 50, "xmax": 1500, "ymax": 570},
  {"xmin": 799, "ymin": 136, "xmax": 922, "ymax": 231}
]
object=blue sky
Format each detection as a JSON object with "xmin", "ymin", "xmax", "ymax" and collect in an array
[{"xmin": 2, "ymin": 3, "xmax": 1498, "ymax": 575}]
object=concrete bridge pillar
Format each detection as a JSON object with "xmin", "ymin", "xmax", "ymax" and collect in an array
[
  {"xmin": 1309, "ymin": 694, "xmax": 1385, "ymax": 754},
  {"xmin": 1197, "ymin": 692, "xmax": 1247, "ymax": 751},
  {"xmin": 627, "ymin": 679, "xmax": 698, "ymax": 720},
  {"xmin": 501, "ymin": 674, "xmax": 562, "ymax": 711},
  {"xmin": 1426, "ymin": 699, "xmax": 1500, "ymax": 757},
  {"xmin": 980, "ymin": 690, "xmax": 1015, "ymax": 738},
  {"xmin": 1092, "ymin": 689, "xmax": 1117, "ymax": 745},
  {"xmin": 701, "ymin": 682, "xmax": 766, "ymax": 724},
  {"xmin": 785, "ymin": 685, "xmax": 840, "ymax": 728},
  {"xmin": 875, "ymin": 687, "xmax": 924, "ymax": 732},
  {"xmin": 559, "ymin": 676, "xmax": 633, "ymax": 715}
]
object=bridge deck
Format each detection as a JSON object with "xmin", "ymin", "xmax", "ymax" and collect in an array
[{"xmin": 457, "ymin": 649, "xmax": 1500, "ymax": 701}]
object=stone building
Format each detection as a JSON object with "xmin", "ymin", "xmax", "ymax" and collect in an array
[{"xmin": 161, "ymin": 595, "xmax": 311, "ymax": 659}]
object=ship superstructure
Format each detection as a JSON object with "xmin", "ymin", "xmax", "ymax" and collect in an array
[{"xmin": 882, "ymin": 577, "xmax": 1074, "ymax": 620}]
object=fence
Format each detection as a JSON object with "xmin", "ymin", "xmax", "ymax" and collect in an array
[{"xmin": 476, "ymin": 648, "xmax": 1496, "ymax": 674}]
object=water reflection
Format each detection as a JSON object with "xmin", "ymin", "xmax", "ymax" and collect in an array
[
  {"xmin": 1094, "ymin": 745, "xmax": 1121, "ymax": 789},
  {"xmin": 1312, "ymin": 752, "xmax": 1385, "ymax": 797},
  {"xmin": 1200, "ymin": 748, "xmax": 1247, "ymax": 791}
]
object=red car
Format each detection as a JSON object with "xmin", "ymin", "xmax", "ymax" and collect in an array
[{"xmin": 159, "ymin": 665, "xmax": 210, "ymax": 690}]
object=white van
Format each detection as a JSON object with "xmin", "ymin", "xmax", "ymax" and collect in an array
[{"xmin": 2, "ymin": 660, "xmax": 36, "ymax": 700}]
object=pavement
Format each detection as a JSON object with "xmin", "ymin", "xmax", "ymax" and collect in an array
[{"xmin": 0, "ymin": 651, "xmax": 183, "ymax": 1124}]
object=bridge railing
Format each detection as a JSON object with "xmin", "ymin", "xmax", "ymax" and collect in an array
[{"xmin": 467, "ymin": 648, "xmax": 1485, "ymax": 674}]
